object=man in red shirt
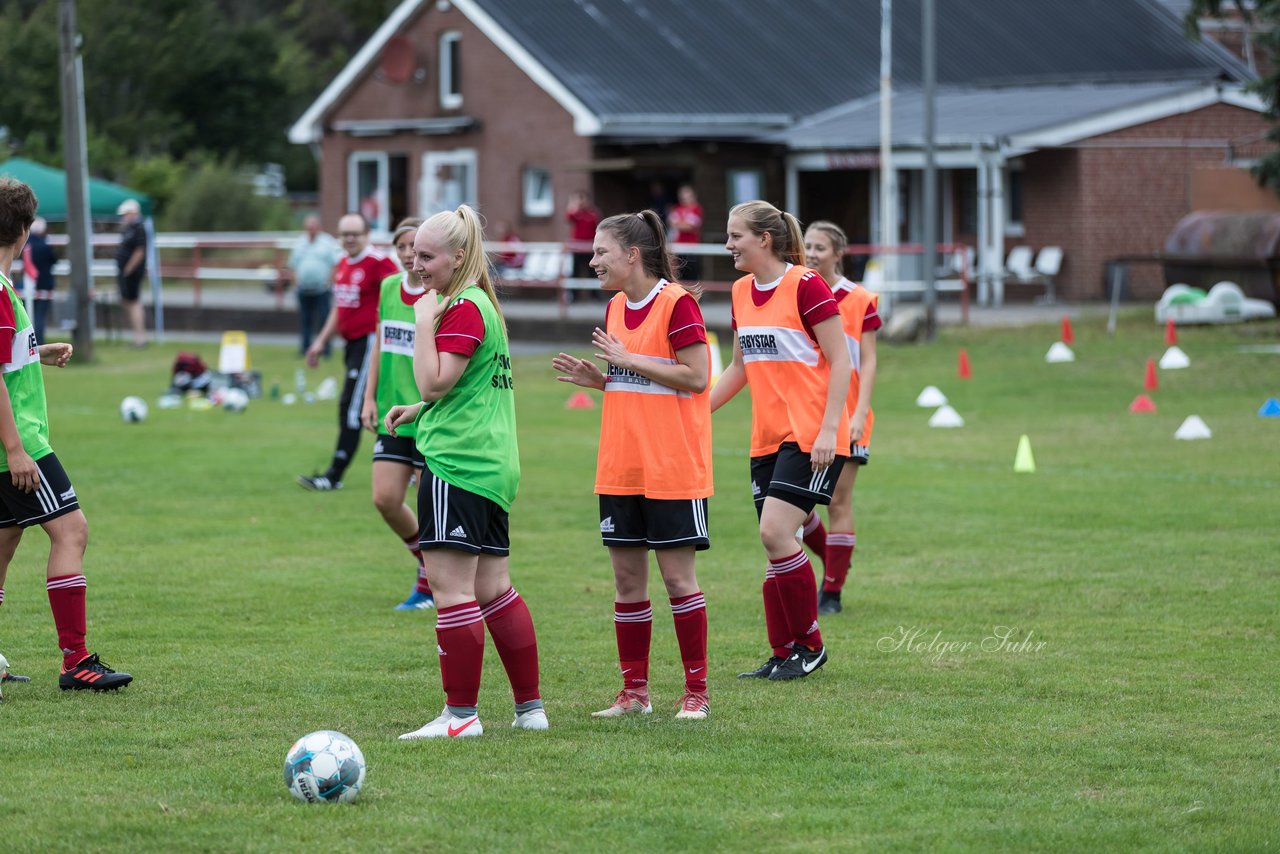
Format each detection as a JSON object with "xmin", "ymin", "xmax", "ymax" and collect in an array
[{"xmin": 298, "ymin": 213, "xmax": 399, "ymax": 491}]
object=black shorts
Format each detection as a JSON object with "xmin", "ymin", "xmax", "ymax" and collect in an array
[
  {"xmin": 750, "ymin": 442, "xmax": 846, "ymax": 519},
  {"xmin": 0, "ymin": 453, "xmax": 81, "ymax": 528},
  {"xmin": 118, "ymin": 271, "xmax": 144, "ymax": 302},
  {"xmin": 599, "ymin": 494, "xmax": 710, "ymax": 551},
  {"xmin": 850, "ymin": 443, "xmax": 870, "ymax": 465},
  {"xmin": 416, "ymin": 464, "xmax": 509, "ymax": 556},
  {"xmin": 372, "ymin": 433, "xmax": 424, "ymax": 468}
]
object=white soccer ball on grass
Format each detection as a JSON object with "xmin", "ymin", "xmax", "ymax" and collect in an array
[
  {"xmin": 119, "ymin": 396, "xmax": 148, "ymax": 423},
  {"xmin": 284, "ymin": 730, "xmax": 365, "ymax": 804}
]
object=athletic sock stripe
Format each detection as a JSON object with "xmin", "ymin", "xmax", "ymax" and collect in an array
[
  {"xmin": 670, "ymin": 595, "xmax": 706, "ymax": 614},
  {"xmin": 802, "ymin": 513, "xmax": 821, "ymax": 534},
  {"xmin": 828, "ymin": 533, "xmax": 857, "ymax": 546},
  {"xmin": 436, "ymin": 606, "xmax": 483, "ymax": 628},
  {"xmin": 769, "ymin": 552, "xmax": 809, "ymax": 574},
  {"xmin": 480, "ymin": 587, "xmax": 520, "ymax": 618},
  {"xmin": 46, "ymin": 575, "xmax": 87, "ymax": 590},
  {"xmin": 614, "ymin": 609, "xmax": 653, "ymax": 623}
]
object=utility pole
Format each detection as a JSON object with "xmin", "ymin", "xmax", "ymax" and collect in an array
[
  {"xmin": 922, "ymin": 0, "xmax": 938, "ymax": 339},
  {"xmin": 59, "ymin": 0, "xmax": 94, "ymax": 360},
  {"xmin": 879, "ymin": 0, "xmax": 896, "ymax": 285}
]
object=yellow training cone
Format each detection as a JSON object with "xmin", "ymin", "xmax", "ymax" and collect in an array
[
  {"xmin": 706, "ymin": 330, "xmax": 724, "ymax": 383},
  {"xmin": 1014, "ymin": 434, "xmax": 1036, "ymax": 474}
]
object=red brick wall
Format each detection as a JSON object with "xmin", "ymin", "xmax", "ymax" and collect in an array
[
  {"xmin": 1023, "ymin": 102, "xmax": 1271, "ymax": 300},
  {"xmin": 317, "ymin": 3, "xmax": 589, "ymax": 241}
]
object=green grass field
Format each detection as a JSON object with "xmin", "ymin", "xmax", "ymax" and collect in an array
[{"xmin": 1, "ymin": 312, "xmax": 1277, "ymax": 852}]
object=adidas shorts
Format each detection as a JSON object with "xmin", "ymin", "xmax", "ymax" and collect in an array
[
  {"xmin": 850, "ymin": 443, "xmax": 870, "ymax": 465},
  {"xmin": 416, "ymin": 464, "xmax": 509, "ymax": 556},
  {"xmin": 598, "ymin": 494, "xmax": 710, "ymax": 551},
  {"xmin": 750, "ymin": 442, "xmax": 846, "ymax": 519},
  {"xmin": 371, "ymin": 433, "xmax": 424, "ymax": 468},
  {"xmin": 0, "ymin": 452, "xmax": 81, "ymax": 528}
]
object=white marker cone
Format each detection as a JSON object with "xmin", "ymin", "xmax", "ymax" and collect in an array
[
  {"xmin": 1174, "ymin": 415, "xmax": 1211, "ymax": 440},
  {"xmin": 916, "ymin": 385, "xmax": 948, "ymax": 407},
  {"xmin": 929, "ymin": 405, "xmax": 964, "ymax": 428},
  {"xmin": 1159, "ymin": 346, "xmax": 1190, "ymax": 370},
  {"xmin": 1045, "ymin": 342, "xmax": 1075, "ymax": 363}
]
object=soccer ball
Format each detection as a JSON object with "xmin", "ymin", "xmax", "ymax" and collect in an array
[
  {"xmin": 222, "ymin": 388, "xmax": 250, "ymax": 413},
  {"xmin": 284, "ymin": 730, "xmax": 365, "ymax": 804},
  {"xmin": 119, "ymin": 396, "xmax": 148, "ymax": 423}
]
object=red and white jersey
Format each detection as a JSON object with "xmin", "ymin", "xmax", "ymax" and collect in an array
[{"xmin": 334, "ymin": 248, "xmax": 399, "ymax": 340}]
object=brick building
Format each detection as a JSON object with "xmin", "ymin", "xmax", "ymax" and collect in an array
[{"xmin": 290, "ymin": 0, "xmax": 1266, "ymax": 302}]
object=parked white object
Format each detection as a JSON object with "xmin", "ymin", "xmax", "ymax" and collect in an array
[
  {"xmin": 1174, "ymin": 415, "xmax": 1212, "ymax": 440},
  {"xmin": 929, "ymin": 405, "xmax": 964, "ymax": 428},
  {"xmin": 916, "ymin": 385, "xmax": 948, "ymax": 407},
  {"xmin": 1155, "ymin": 282, "xmax": 1277, "ymax": 325},
  {"xmin": 1159, "ymin": 346, "xmax": 1190, "ymax": 370},
  {"xmin": 1045, "ymin": 342, "xmax": 1075, "ymax": 363}
]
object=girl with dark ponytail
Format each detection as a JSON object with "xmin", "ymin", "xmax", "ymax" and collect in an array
[{"xmin": 553, "ymin": 209, "xmax": 714, "ymax": 721}]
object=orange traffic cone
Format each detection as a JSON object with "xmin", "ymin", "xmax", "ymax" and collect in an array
[
  {"xmin": 565, "ymin": 391, "xmax": 595, "ymax": 410},
  {"xmin": 958, "ymin": 349, "xmax": 972, "ymax": 380},
  {"xmin": 1061, "ymin": 315, "xmax": 1075, "ymax": 346},
  {"xmin": 1164, "ymin": 317, "xmax": 1178, "ymax": 347},
  {"xmin": 1129, "ymin": 394, "xmax": 1156, "ymax": 413},
  {"xmin": 1143, "ymin": 358, "xmax": 1158, "ymax": 392}
]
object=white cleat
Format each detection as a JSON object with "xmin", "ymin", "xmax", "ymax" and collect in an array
[
  {"xmin": 399, "ymin": 708, "xmax": 484, "ymax": 740},
  {"xmin": 512, "ymin": 708, "xmax": 549, "ymax": 730}
]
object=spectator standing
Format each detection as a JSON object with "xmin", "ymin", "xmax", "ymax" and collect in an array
[
  {"xmin": 297, "ymin": 213, "xmax": 398, "ymax": 492},
  {"xmin": 22, "ymin": 218, "xmax": 57, "ymax": 344},
  {"xmin": 565, "ymin": 190, "xmax": 601, "ymax": 289},
  {"xmin": 114, "ymin": 199, "xmax": 147, "ymax": 349},
  {"xmin": 288, "ymin": 215, "xmax": 342, "ymax": 357},
  {"xmin": 667, "ymin": 185, "xmax": 704, "ymax": 282},
  {"xmin": 491, "ymin": 219, "xmax": 526, "ymax": 275}
]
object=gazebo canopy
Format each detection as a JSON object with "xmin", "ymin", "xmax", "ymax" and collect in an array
[{"xmin": 0, "ymin": 157, "xmax": 153, "ymax": 220}]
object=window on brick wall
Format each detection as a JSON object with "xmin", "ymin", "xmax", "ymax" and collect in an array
[
  {"xmin": 522, "ymin": 167, "xmax": 553, "ymax": 217},
  {"xmin": 439, "ymin": 30, "xmax": 462, "ymax": 109},
  {"xmin": 1005, "ymin": 161, "xmax": 1025, "ymax": 238}
]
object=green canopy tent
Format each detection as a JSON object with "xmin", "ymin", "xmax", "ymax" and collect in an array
[{"xmin": 0, "ymin": 157, "xmax": 152, "ymax": 220}]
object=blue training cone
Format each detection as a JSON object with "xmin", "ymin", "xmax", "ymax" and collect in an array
[{"xmin": 1260, "ymin": 398, "xmax": 1280, "ymax": 418}]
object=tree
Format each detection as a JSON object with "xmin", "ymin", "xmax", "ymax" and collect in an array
[
  {"xmin": 0, "ymin": 0, "xmax": 399, "ymax": 195},
  {"xmin": 1190, "ymin": 1, "xmax": 1280, "ymax": 192}
]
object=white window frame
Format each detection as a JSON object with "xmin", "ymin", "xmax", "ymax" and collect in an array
[
  {"xmin": 420, "ymin": 148, "xmax": 478, "ymax": 216},
  {"xmin": 439, "ymin": 30, "xmax": 462, "ymax": 109},
  {"xmin": 522, "ymin": 167, "xmax": 553, "ymax": 217},
  {"xmin": 348, "ymin": 151, "xmax": 390, "ymax": 233},
  {"xmin": 1004, "ymin": 160, "xmax": 1025, "ymax": 238}
]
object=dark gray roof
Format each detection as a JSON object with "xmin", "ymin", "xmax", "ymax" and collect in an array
[
  {"xmin": 770, "ymin": 81, "xmax": 1217, "ymax": 150},
  {"xmin": 474, "ymin": 0, "xmax": 1251, "ymax": 130}
]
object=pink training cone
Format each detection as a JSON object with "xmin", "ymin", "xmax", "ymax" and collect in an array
[
  {"xmin": 1129, "ymin": 394, "xmax": 1157, "ymax": 413},
  {"xmin": 1061, "ymin": 315, "xmax": 1075, "ymax": 346},
  {"xmin": 565, "ymin": 391, "xmax": 595, "ymax": 410},
  {"xmin": 958, "ymin": 349, "xmax": 972, "ymax": 380},
  {"xmin": 1165, "ymin": 317, "xmax": 1178, "ymax": 347}
]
